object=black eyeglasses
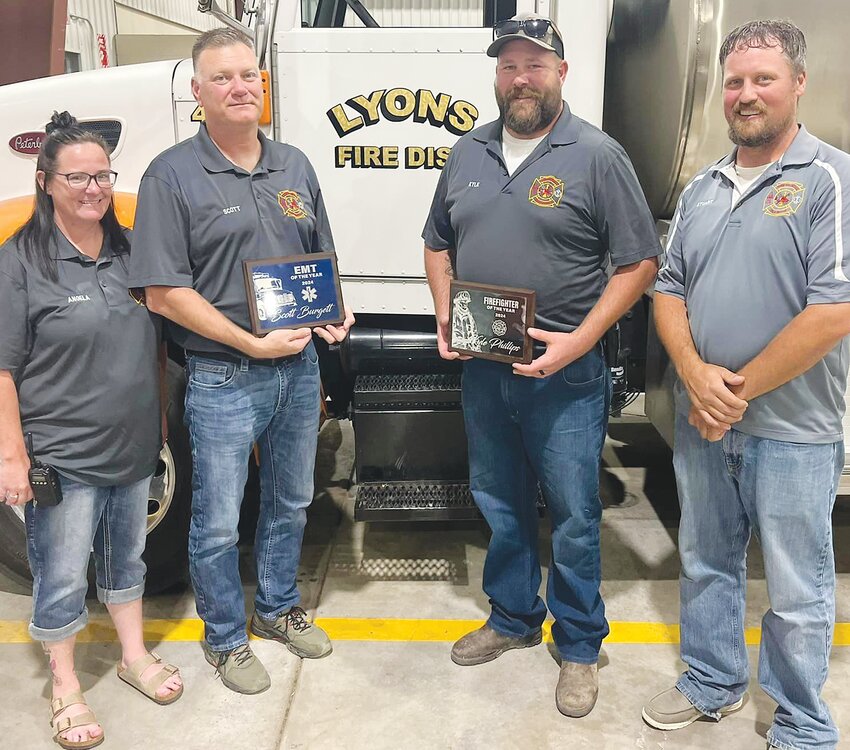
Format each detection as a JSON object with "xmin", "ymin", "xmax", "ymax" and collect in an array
[
  {"xmin": 49, "ymin": 170, "xmax": 118, "ymax": 189},
  {"xmin": 493, "ymin": 18, "xmax": 564, "ymax": 58}
]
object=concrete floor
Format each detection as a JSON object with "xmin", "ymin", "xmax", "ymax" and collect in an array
[{"xmin": 1, "ymin": 411, "xmax": 848, "ymax": 749}]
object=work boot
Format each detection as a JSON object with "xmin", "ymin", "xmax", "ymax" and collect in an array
[
  {"xmin": 555, "ymin": 660, "xmax": 598, "ymax": 717},
  {"xmin": 642, "ymin": 686, "xmax": 744, "ymax": 730},
  {"xmin": 203, "ymin": 642, "xmax": 270, "ymax": 695},
  {"xmin": 450, "ymin": 624, "xmax": 542, "ymax": 666},
  {"xmin": 250, "ymin": 606, "xmax": 333, "ymax": 659}
]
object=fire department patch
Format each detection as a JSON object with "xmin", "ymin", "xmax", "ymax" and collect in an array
[
  {"xmin": 528, "ymin": 175, "xmax": 564, "ymax": 208},
  {"xmin": 278, "ymin": 190, "xmax": 307, "ymax": 219},
  {"xmin": 763, "ymin": 181, "xmax": 805, "ymax": 217}
]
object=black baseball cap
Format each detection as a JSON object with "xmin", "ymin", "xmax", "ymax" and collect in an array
[{"xmin": 487, "ymin": 13, "xmax": 565, "ymax": 59}]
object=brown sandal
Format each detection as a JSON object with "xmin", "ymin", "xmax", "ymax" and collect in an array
[
  {"xmin": 117, "ymin": 651, "xmax": 183, "ymax": 705},
  {"xmin": 50, "ymin": 690, "xmax": 104, "ymax": 750}
]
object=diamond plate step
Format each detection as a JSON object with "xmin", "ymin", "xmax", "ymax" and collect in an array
[
  {"xmin": 354, "ymin": 482, "xmax": 545, "ymax": 521},
  {"xmin": 353, "ymin": 374, "xmax": 462, "ymax": 409},
  {"xmin": 354, "ymin": 482, "xmax": 479, "ymax": 521}
]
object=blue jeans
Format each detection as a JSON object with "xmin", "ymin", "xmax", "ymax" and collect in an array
[
  {"xmin": 673, "ymin": 412, "xmax": 840, "ymax": 750},
  {"xmin": 184, "ymin": 343, "xmax": 321, "ymax": 651},
  {"xmin": 26, "ymin": 474, "xmax": 151, "ymax": 642},
  {"xmin": 461, "ymin": 347, "xmax": 610, "ymax": 663}
]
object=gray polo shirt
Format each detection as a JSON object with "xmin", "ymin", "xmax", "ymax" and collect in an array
[
  {"xmin": 423, "ymin": 103, "xmax": 660, "ymax": 332},
  {"xmin": 128, "ymin": 124, "xmax": 335, "ymax": 355},
  {"xmin": 656, "ymin": 126, "xmax": 850, "ymax": 443},
  {"xmin": 0, "ymin": 229, "xmax": 161, "ymax": 485}
]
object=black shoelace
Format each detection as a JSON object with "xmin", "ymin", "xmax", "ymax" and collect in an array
[
  {"xmin": 227, "ymin": 643, "xmax": 254, "ymax": 667},
  {"xmin": 285, "ymin": 606, "xmax": 311, "ymax": 633}
]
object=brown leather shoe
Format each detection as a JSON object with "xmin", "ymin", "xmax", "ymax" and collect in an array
[
  {"xmin": 450, "ymin": 624, "xmax": 542, "ymax": 666},
  {"xmin": 555, "ymin": 661, "xmax": 598, "ymax": 717}
]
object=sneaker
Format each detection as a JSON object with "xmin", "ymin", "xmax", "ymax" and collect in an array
[
  {"xmin": 450, "ymin": 624, "xmax": 542, "ymax": 666},
  {"xmin": 202, "ymin": 642, "xmax": 271, "ymax": 695},
  {"xmin": 555, "ymin": 661, "xmax": 598, "ymax": 718},
  {"xmin": 250, "ymin": 607, "xmax": 333, "ymax": 659},
  {"xmin": 642, "ymin": 686, "xmax": 744, "ymax": 730}
]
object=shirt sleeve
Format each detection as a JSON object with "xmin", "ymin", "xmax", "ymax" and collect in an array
[
  {"xmin": 421, "ymin": 150, "xmax": 456, "ymax": 251},
  {"xmin": 593, "ymin": 142, "xmax": 661, "ymax": 267},
  {"xmin": 0, "ymin": 255, "xmax": 30, "ymax": 376},
  {"xmin": 654, "ymin": 192, "xmax": 687, "ymax": 300},
  {"xmin": 805, "ymin": 159, "xmax": 850, "ymax": 304},
  {"xmin": 127, "ymin": 164, "xmax": 193, "ymax": 289}
]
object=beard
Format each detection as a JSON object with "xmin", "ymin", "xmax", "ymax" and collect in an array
[
  {"xmin": 495, "ymin": 82, "xmax": 562, "ymax": 136},
  {"xmin": 727, "ymin": 106, "xmax": 796, "ymax": 149}
]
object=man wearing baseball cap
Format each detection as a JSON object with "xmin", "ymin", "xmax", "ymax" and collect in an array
[{"xmin": 423, "ymin": 12, "xmax": 659, "ymax": 717}]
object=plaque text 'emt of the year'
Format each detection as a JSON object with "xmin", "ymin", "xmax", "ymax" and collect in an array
[{"xmin": 243, "ymin": 252, "xmax": 345, "ymax": 334}]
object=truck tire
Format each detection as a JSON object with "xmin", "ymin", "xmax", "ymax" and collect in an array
[
  {"xmin": 0, "ymin": 358, "xmax": 193, "ymax": 593},
  {"xmin": 142, "ymin": 358, "xmax": 192, "ymax": 593}
]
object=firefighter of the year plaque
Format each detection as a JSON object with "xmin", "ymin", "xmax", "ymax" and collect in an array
[
  {"xmin": 448, "ymin": 280, "xmax": 536, "ymax": 364},
  {"xmin": 243, "ymin": 252, "xmax": 345, "ymax": 334}
]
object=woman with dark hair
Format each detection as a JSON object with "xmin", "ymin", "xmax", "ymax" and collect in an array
[{"xmin": 0, "ymin": 112, "xmax": 182, "ymax": 750}]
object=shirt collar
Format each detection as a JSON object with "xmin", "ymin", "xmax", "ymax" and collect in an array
[
  {"xmin": 709, "ymin": 124, "xmax": 818, "ymax": 175},
  {"xmin": 473, "ymin": 100, "xmax": 580, "ymax": 150},
  {"xmin": 51, "ymin": 226, "xmax": 114, "ymax": 262},
  {"xmin": 192, "ymin": 124, "xmax": 286, "ymax": 174}
]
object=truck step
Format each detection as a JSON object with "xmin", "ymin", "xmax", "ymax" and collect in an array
[
  {"xmin": 353, "ymin": 374, "xmax": 461, "ymax": 409},
  {"xmin": 354, "ymin": 482, "xmax": 478, "ymax": 521},
  {"xmin": 354, "ymin": 482, "xmax": 545, "ymax": 521}
]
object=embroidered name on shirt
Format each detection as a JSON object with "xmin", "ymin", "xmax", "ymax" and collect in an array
[
  {"xmin": 695, "ymin": 199, "xmax": 715, "ymax": 207},
  {"xmin": 68, "ymin": 294, "xmax": 91, "ymax": 303},
  {"xmin": 468, "ymin": 181, "xmax": 480, "ymax": 188},
  {"xmin": 222, "ymin": 205, "xmax": 241, "ymax": 215}
]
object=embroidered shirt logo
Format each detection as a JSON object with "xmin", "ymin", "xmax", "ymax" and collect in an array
[
  {"xmin": 278, "ymin": 190, "xmax": 307, "ymax": 219},
  {"xmin": 68, "ymin": 294, "xmax": 91, "ymax": 303},
  {"xmin": 222, "ymin": 205, "xmax": 241, "ymax": 215},
  {"xmin": 763, "ymin": 181, "xmax": 805, "ymax": 217},
  {"xmin": 529, "ymin": 175, "xmax": 564, "ymax": 208}
]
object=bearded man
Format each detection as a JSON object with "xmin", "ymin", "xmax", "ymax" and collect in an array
[
  {"xmin": 646, "ymin": 20, "xmax": 850, "ymax": 749},
  {"xmin": 422, "ymin": 12, "xmax": 659, "ymax": 717}
]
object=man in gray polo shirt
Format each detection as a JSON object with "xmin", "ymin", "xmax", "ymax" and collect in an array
[
  {"xmin": 129, "ymin": 28, "xmax": 353, "ymax": 694},
  {"xmin": 646, "ymin": 20, "xmax": 850, "ymax": 749},
  {"xmin": 423, "ymin": 13, "xmax": 659, "ymax": 717}
]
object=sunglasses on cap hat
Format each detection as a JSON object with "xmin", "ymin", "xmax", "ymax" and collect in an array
[{"xmin": 489, "ymin": 16, "xmax": 564, "ymax": 59}]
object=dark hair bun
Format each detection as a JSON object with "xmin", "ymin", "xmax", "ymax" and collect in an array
[{"xmin": 45, "ymin": 111, "xmax": 79, "ymax": 135}]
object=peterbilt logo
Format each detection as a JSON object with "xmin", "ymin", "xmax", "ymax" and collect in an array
[{"xmin": 9, "ymin": 132, "xmax": 45, "ymax": 155}]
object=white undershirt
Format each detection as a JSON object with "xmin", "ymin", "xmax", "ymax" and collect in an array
[
  {"xmin": 720, "ymin": 161, "xmax": 775, "ymax": 207},
  {"xmin": 501, "ymin": 127, "xmax": 545, "ymax": 175}
]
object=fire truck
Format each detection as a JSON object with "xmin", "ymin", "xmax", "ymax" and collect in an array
[{"xmin": 0, "ymin": 0, "xmax": 847, "ymax": 589}]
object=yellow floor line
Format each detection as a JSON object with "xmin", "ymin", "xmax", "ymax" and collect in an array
[{"xmin": 0, "ymin": 618, "xmax": 847, "ymax": 646}]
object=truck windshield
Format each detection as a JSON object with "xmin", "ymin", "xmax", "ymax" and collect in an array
[{"xmin": 302, "ymin": 0, "xmax": 517, "ymax": 29}]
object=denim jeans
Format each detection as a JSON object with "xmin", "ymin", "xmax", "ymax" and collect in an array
[
  {"xmin": 184, "ymin": 342, "xmax": 321, "ymax": 651},
  {"xmin": 673, "ymin": 412, "xmax": 841, "ymax": 750},
  {"xmin": 25, "ymin": 473, "xmax": 151, "ymax": 642},
  {"xmin": 461, "ymin": 347, "xmax": 611, "ymax": 663}
]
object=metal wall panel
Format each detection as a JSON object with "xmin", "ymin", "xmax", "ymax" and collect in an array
[
  {"xmin": 116, "ymin": 0, "xmax": 236, "ymax": 32},
  {"xmin": 67, "ymin": 0, "xmax": 117, "ymax": 69},
  {"xmin": 341, "ymin": 0, "xmax": 485, "ymax": 28}
]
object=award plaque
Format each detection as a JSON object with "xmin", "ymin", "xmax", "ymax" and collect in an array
[
  {"xmin": 243, "ymin": 252, "xmax": 345, "ymax": 334},
  {"xmin": 448, "ymin": 280, "xmax": 536, "ymax": 364}
]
